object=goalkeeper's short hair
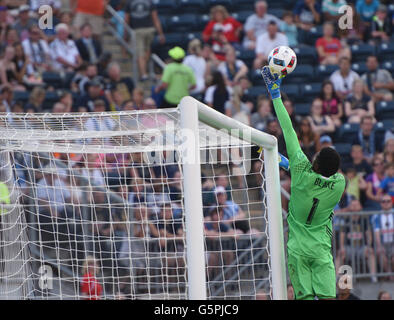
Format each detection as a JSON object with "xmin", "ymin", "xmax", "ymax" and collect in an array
[{"xmin": 315, "ymin": 147, "xmax": 341, "ymax": 178}]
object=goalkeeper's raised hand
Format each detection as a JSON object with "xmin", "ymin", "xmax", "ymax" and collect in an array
[{"xmin": 261, "ymin": 66, "xmax": 282, "ymax": 100}]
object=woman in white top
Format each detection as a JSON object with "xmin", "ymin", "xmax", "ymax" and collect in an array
[
  {"xmin": 218, "ymin": 44, "xmax": 248, "ymax": 87},
  {"xmin": 183, "ymin": 39, "xmax": 207, "ymax": 95}
]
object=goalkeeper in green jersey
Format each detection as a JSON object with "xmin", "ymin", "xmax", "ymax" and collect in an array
[{"xmin": 262, "ymin": 67, "xmax": 346, "ymax": 300}]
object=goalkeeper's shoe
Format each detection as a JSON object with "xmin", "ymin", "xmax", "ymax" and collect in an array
[{"xmin": 261, "ymin": 66, "xmax": 282, "ymax": 100}]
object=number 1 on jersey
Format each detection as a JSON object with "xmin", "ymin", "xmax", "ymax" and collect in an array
[{"xmin": 306, "ymin": 197, "xmax": 320, "ymax": 225}]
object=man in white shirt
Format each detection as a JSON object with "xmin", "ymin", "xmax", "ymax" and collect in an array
[
  {"xmin": 254, "ymin": 20, "xmax": 289, "ymax": 70},
  {"xmin": 330, "ymin": 56, "xmax": 360, "ymax": 100},
  {"xmin": 22, "ymin": 25, "xmax": 51, "ymax": 75},
  {"xmin": 84, "ymin": 99, "xmax": 116, "ymax": 132},
  {"xmin": 243, "ymin": 0, "xmax": 281, "ymax": 50},
  {"xmin": 50, "ymin": 23, "xmax": 82, "ymax": 71}
]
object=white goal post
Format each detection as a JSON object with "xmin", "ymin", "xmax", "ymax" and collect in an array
[
  {"xmin": 0, "ymin": 96, "xmax": 287, "ymax": 300},
  {"xmin": 180, "ymin": 97, "xmax": 287, "ymax": 300}
]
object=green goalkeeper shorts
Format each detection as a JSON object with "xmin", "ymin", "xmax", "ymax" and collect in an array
[{"xmin": 287, "ymin": 251, "xmax": 336, "ymax": 300}]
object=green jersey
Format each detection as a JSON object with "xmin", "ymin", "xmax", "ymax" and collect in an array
[
  {"xmin": 273, "ymin": 98, "xmax": 346, "ymax": 259},
  {"xmin": 162, "ymin": 62, "xmax": 196, "ymax": 105}
]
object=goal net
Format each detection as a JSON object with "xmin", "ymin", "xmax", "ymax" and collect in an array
[{"xmin": 0, "ymin": 97, "xmax": 286, "ymax": 300}]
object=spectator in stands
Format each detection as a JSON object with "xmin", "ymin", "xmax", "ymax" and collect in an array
[
  {"xmin": 339, "ymin": 3, "xmax": 364, "ymax": 42},
  {"xmin": 24, "ymin": 86, "xmax": 45, "ymax": 113},
  {"xmin": 59, "ymin": 10, "xmax": 78, "ymax": 39},
  {"xmin": 12, "ymin": 5, "xmax": 37, "ymax": 42},
  {"xmin": 365, "ymin": 155, "xmax": 386, "ymax": 209},
  {"xmin": 383, "ymin": 138, "xmax": 394, "ymax": 164},
  {"xmin": 214, "ymin": 186, "xmax": 250, "ymax": 234},
  {"xmin": 373, "ymin": 194, "xmax": 394, "ymax": 277},
  {"xmin": 356, "ymin": 0, "xmax": 380, "ymax": 24},
  {"xmin": 308, "ymin": 97, "xmax": 336, "ymax": 136},
  {"xmin": 293, "ymin": 0, "xmax": 321, "ymax": 43},
  {"xmin": 287, "ymin": 284, "xmax": 295, "ymax": 300},
  {"xmin": 0, "ymin": 46, "xmax": 25, "ymax": 91},
  {"xmin": 84, "ymin": 99, "xmax": 116, "ymax": 131},
  {"xmin": 204, "ymin": 21, "xmax": 229, "ymax": 62},
  {"xmin": 345, "ymin": 79, "xmax": 375, "ymax": 123},
  {"xmin": 201, "ymin": 43, "xmax": 220, "ymax": 84},
  {"xmin": 352, "ymin": 115, "xmax": 383, "ymax": 160},
  {"xmin": 362, "ymin": 55, "xmax": 394, "ymax": 102},
  {"xmin": 224, "ymin": 86, "xmax": 251, "ymax": 124},
  {"xmin": 280, "ymin": 11, "xmax": 298, "ymax": 47},
  {"xmin": 155, "ymin": 47, "xmax": 196, "ymax": 109},
  {"xmin": 377, "ymin": 291, "xmax": 392, "ymax": 300},
  {"xmin": 367, "ymin": 4, "xmax": 392, "ymax": 44},
  {"xmin": 129, "ymin": 87, "xmax": 144, "ymax": 110},
  {"xmin": 377, "ymin": 163, "xmax": 394, "ymax": 202},
  {"xmin": 265, "ymin": 117, "xmax": 287, "ymax": 156},
  {"xmin": 12, "ymin": 42, "xmax": 28, "ymax": 86},
  {"xmin": 58, "ymin": 91, "xmax": 73, "ymax": 113},
  {"xmin": 218, "ymin": 45, "xmax": 248, "ymax": 87},
  {"xmin": 50, "ymin": 23, "xmax": 82, "ymax": 72},
  {"xmin": 0, "ymin": 5, "xmax": 13, "ymax": 44},
  {"xmin": 0, "ymin": 84, "xmax": 13, "ymax": 113},
  {"xmin": 320, "ymin": 135, "xmax": 334, "ymax": 149},
  {"xmin": 80, "ymin": 256, "xmax": 103, "ymax": 300},
  {"xmin": 283, "ymin": 98, "xmax": 301, "ymax": 129},
  {"xmin": 71, "ymin": 0, "xmax": 105, "ymax": 39},
  {"xmin": 322, "ymin": 0, "xmax": 348, "ymax": 22},
  {"xmin": 254, "ymin": 20, "xmax": 289, "ymax": 70},
  {"xmin": 319, "ymin": 80, "xmax": 344, "ymax": 127},
  {"xmin": 77, "ymin": 78, "xmax": 110, "ymax": 112},
  {"xmin": 343, "ymin": 144, "xmax": 373, "ymax": 176},
  {"xmin": 204, "ymin": 206, "xmax": 239, "ymax": 279},
  {"xmin": 124, "ymin": 0, "xmax": 165, "ymax": 82},
  {"xmin": 202, "ymin": 174, "xmax": 233, "ymax": 207},
  {"xmin": 21, "ymin": 25, "xmax": 51, "ymax": 77},
  {"xmin": 75, "ymin": 23, "xmax": 103, "ymax": 65},
  {"xmin": 203, "ymin": 5, "xmax": 242, "ymax": 48},
  {"xmin": 183, "ymin": 39, "xmax": 207, "ymax": 96},
  {"xmin": 330, "ymin": 57, "xmax": 360, "ymax": 100},
  {"xmin": 337, "ymin": 199, "xmax": 377, "ymax": 282},
  {"xmin": 204, "ymin": 71, "xmax": 232, "ymax": 115},
  {"xmin": 2, "ymin": 28, "xmax": 20, "ymax": 50},
  {"xmin": 104, "ymin": 62, "xmax": 135, "ymax": 106},
  {"xmin": 51, "ymin": 102, "xmax": 67, "ymax": 114},
  {"xmin": 316, "ymin": 22, "xmax": 343, "ymax": 65},
  {"xmin": 344, "ymin": 166, "xmax": 368, "ymax": 201},
  {"xmin": 78, "ymin": 63, "xmax": 103, "ymax": 94},
  {"xmin": 243, "ymin": 0, "xmax": 281, "ymax": 50},
  {"xmin": 336, "ymin": 279, "xmax": 361, "ymax": 300},
  {"xmin": 297, "ymin": 117, "xmax": 321, "ymax": 161}
]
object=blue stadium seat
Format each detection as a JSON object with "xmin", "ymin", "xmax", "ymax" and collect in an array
[
  {"xmin": 315, "ymin": 64, "xmax": 338, "ymax": 81},
  {"xmin": 236, "ymin": 48, "xmax": 255, "ymax": 68},
  {"xmin": 166, "ymin": 14, "xmax": 198, "ymax": 33},
  {"xmin": 377, "ymin": 43, "xmax": 394, "ymax": 61},
  {"xmin": 42, "ymin": 72, "xmax": 63, "ymax": 88},
  {"xmin": 294, "ymin": 103, "xmax": 311, "ymax": 116},
  {"xmin": 153, "ymin": 0, "xmax": 177, "ymax": 15},
  {"xmin": 42, "ymin": 92, "xmax": 59, "ymax": 110},
  {"xmin": 196, "ymin": 14, "xmax": 211, "ymax": 32},
  {"xmin": 206, "ymin": 0, "xmax": 233, "ymax": 10},
  {"xmin": 281, "ymin": 84, "xmax": 299, "ymax": 100},
  {"xmin": 177, "ymin": 0, "xmax": 207, "ymax": 13},
  {"xmin": 337, "ymin": 123, "xmax": 359, "ymax": 143},
  {"xmin": 300, "ymin": 83, "xmax": 321, "ymax": 102},
  {"xmin": 185, "ymin": 32, "xmax": 202, "ymax": 42},
  {"xmin": 250, "ymin": 69, "xmax": 265, "ymax": 86},
  {"xmin": 231, "ymin": 11, "xmax": 253, "ymax": 24},
  {"xmin": 381, "ymin": 60, "xmax": 394, "ymax": 73},
  {"xmin": 334, "ymin": 143, "xmax": 352, "ymax": 159},
  {"xmin": 350, "ymin": 43, "xmax": 375, "ymax": 63},
  {"xmin": 153, "ymin": 32, "xmax": 186, "ymax": 49},
  {"xmin": 13, "ymin": 91, "xmax": 29, "ymax": 103},
  {"xmin": 244, "ymin": 86, "xmax": 266, "ymax": 100},
  {"xmin": 269, "ymin": 8, "xmax": 284, "ymax": 19},
  {"xmin": 351, "ymin": 62, "xmax": 368, "ymax": 75},
  {"xmin": 232, "ymin": 0, "xmax": 255, "ymax": 11},
  {"xmin": 293, "ymin": 45, "xmax": 318, "ymax": 66},
  {"xmin": 375, "ymin": 101, "xmax": 394, "ymax": 121},
  {"xmin": 304, "ymin": 25, "xmax": 323, "ymax": 46},
  {"xmin": 285, "ymin": 65, "xmax": 314, "ymax": 84}
]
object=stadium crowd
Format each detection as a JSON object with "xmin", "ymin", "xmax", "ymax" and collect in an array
[{"xmin": 0, "ymin": 0, "xmax": 393, "ymax": 299}]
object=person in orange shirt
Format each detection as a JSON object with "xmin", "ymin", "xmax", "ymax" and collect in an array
[
  {"xmin": 71, "ymin": 0, "xmax": 107, "ymax": 39},
  {"xmin": 80, "ymin": 256, "xmax": 103, "ymax": 300}
]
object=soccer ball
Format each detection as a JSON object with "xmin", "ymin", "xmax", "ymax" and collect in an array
[{"xmin": 267, "ymin": 46, "xmax": 297, "ymax": 78}]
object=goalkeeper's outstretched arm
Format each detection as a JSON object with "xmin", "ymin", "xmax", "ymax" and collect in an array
[{"xmin": 261, "ymin": 67, "xmax": 302, "ymax": 161}]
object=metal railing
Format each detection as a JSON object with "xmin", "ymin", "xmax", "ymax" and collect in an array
[{"xmin": 105, "ymin": 5, "xmax": 138, "ymax": 83}]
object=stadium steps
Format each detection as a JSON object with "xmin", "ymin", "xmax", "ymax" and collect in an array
[{"xmin": 101, "ymin": 27, "xmax": 134, "ymax": 80}]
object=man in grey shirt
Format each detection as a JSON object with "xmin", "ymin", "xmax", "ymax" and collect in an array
[
  {"xmin": 243, "ymin": 0, "xmax": 281, "ymax": 50},
  {"xmin": 362, "ymin": 55, "xmax": 394, "ymax": 102}
]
